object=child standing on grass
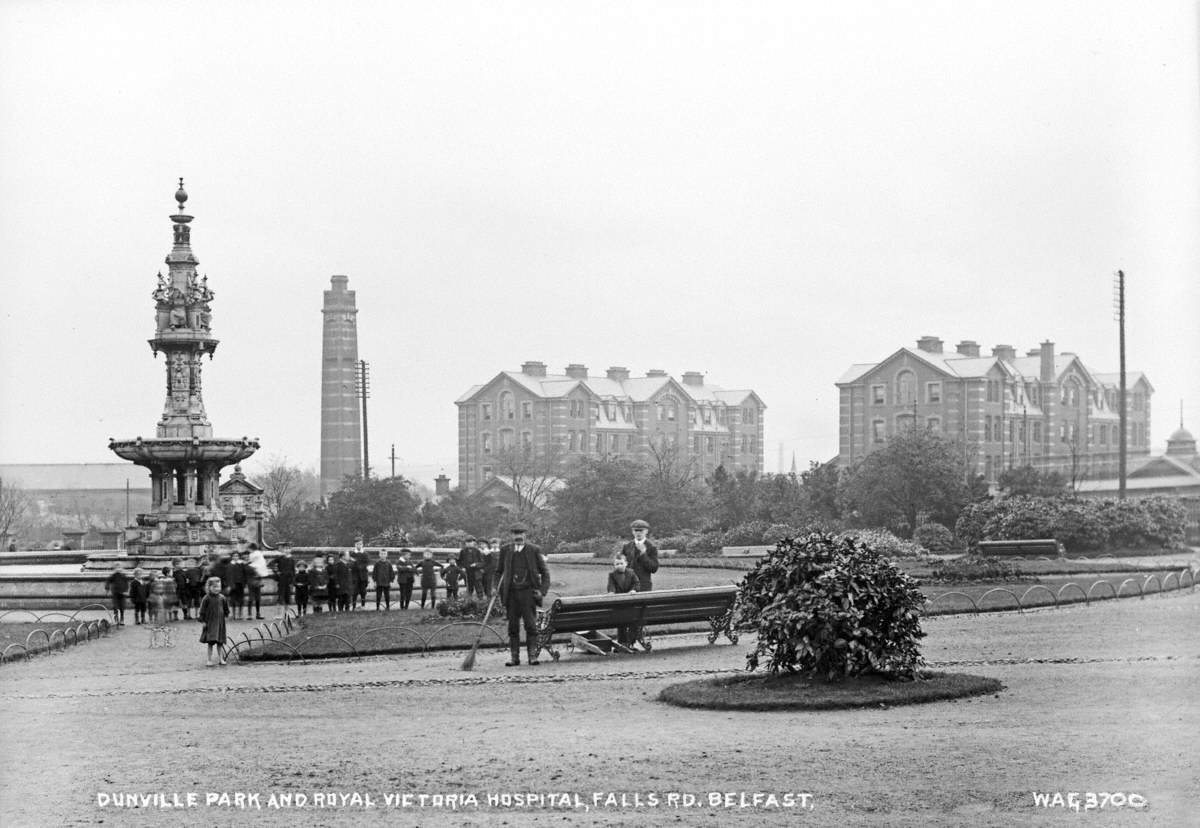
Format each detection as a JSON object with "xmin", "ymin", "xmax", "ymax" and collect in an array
[
  {"xmin": 105, "ymin": 564, "xmax": 129, "ymax": 626},
  {"xmin": 395, "ymin": 552, "xmax": 415, "ymax": 610},
  {"xmin": 442, "ymin": 559, "xmax": 462, "ymax": 601},
  {"xmin": 309, "ymin": 557, "xmax": 328, "ymax": 614},
  {"xmin": 150, "ymin": 567, "xmax": 169, "ymax": 625},
  {"xmin": 372, "ymin": 549, "xmax": 394, "ymax": 610},
  {"xmin": 198, "ymin": 576, "xmax": 229, "ymax": 667},
  {"xmin": 416, "ymin": 550, "xmax": 442, "ymax": 609},
  {"xmin": 294, "ymin": 561, "xmax": 311, "ymax": 615},
  {"xmin": 130, "ymin": 568, "xmax": 150, "ymax": 625}
]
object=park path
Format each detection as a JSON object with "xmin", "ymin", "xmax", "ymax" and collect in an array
[{"xmin": 1, "ymin": 588, "xmax": 1197, "ymax": 827}]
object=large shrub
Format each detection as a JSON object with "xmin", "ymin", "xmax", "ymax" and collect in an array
[
  {"xmin": 737, "ymin": 533, "xmax": 926, "ymax": 680},
  {"xmin": 955, "ymin": 496, "xmax": 1185, "ymax": 553},
  {"xmin": 839, "ymin": 528, "xmax": 924, "ymax": 559},
  {"xmin": 911, "ymin": 522, "xmax": 957, "ymax": 554},
  {"xmin": 551, "ymin": 536, "xmax": 623, "ymax": 559},
  {"xmin": 721, "ymin": 521, "xmax": 771, "ymax": 546},
  {"xmin": 675, "ymin": 530, "xmax": 725, "ymax": 557},
  {"xmin": 763, "ymin": 523, "xmax": 801, "ymax": 546}
]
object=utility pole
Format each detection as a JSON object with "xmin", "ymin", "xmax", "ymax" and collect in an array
[
  {"xmin": 356, "ymin": 360, "xmax": 371, "ymax": 479},
  {"xmin": 1114, "ymin": 271, "xmax": 1127, "ymax": 498},
  {"xmin": 389, "ymin": 444, "xmax": 398, "ymax": 479}
]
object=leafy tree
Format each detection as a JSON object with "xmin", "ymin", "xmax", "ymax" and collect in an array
[
  {"xmin": 838, "ymin": 428, "xmax": 969, "ymax": 537},
  {"xmin": 550, "ymin": 457, "xmax": 647, "ymax": 540},
  {"xmin": 997, "ymin": 465, "xmax": 1068, "ymax": 498},
  {"xmin": 798, "ymin": 461, "xmax": 843, "ymax": 521},
  {"xmin": 324, "ymin": 475, "xmax": 420, "ymax": 545},
  {"xmin": 706, "ymin": 465, "xmax": 761, "ymax": 530},
  {"xmin": 420, "ymin": 487, "xmax": 509, "ymax": 539},
  {"xmin": 276, "ymin": 501, "xmax": 335, "ymax": 546},
  {"xmin": 754, "ymin": 472, "xmax": 806, "ymax": 527},
  {"xmin": 738, "ymin": 533, "xmax": 926, "ymax": 679}
]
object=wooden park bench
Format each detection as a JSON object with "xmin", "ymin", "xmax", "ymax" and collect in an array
[
  {"xmin": 534, "ymin": 585, "xmax": 740, "ymax": 662},
  {"xmin": 976, "ymin": 538, "xmax": 1063, "ymax": 557}
]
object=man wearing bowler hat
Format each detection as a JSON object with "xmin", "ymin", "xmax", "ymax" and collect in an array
[
  {"xmin": 496, "ymin": 523, "xmax": 550, "ymax": 666},
  {"xmin": 621, "ymin": 519, "xmax": 660, "ymax": 648}
]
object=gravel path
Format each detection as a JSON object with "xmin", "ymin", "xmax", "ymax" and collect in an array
[{"xmin": 1, "ymin": 592, "xmax": 1196, "ymax": 826}]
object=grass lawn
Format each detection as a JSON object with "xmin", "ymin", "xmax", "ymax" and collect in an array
[
  {"xmin": 658, "ymin": 670, "xmax": 1004, "ymax": 710},
  {"xmin": 237, "ymin": 561, "xmax": 1194, "ymax": 661},
  {"xmin": 0, "ymin": 620, "xmax": 109, "ymax": 660}
]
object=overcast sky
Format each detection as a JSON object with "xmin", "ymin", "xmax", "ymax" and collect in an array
[{"xmin": 1, "ymin": 1, "xmax": 1197, "ymax": 486}]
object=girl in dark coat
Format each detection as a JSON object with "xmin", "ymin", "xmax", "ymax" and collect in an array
[{"xmin": 197, "ymin": 577, "xmax": 229, "ymax": 667}]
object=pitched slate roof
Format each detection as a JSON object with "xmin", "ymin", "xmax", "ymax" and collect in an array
[{"xmin": 457, "ymin": 370, "xmax": 761, "ymax": 407}]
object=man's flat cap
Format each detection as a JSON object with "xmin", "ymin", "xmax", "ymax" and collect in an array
[
  {"xmin": 630, "ymin": 519, "xmax": 650, "ymax": 530},
  {"xmin": 509, "ymin": 523, "xmax": 528, "ymax": 534}
]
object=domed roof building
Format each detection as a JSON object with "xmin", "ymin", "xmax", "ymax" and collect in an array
[{"xmin": 1166, "ymin": 425, "xmax": 1197, "ymax": 458}]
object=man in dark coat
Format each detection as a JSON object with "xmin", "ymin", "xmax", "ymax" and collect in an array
[
  {"xmin": 496, "ymin": 523, "xmax": 550, "ymax": 666},
  {"xmin": 620, "ymin": 519, "xmax": 659, "ymax": 647},
  {"xmin": 620, "ymin": 519, "xmax": 659, "ymax": 591}
]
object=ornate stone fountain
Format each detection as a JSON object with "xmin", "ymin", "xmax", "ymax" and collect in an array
[{"xmin": 104, "ymin": 181, "xmax": 259, "ymax": 562}]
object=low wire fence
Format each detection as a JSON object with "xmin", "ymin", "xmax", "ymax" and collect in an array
[
  {"xmin": 223, "ymin": 609, "xmax": 508, "ymax": 664},
  {"xmin": 0, "ymin": 604, "xmax": 113, "ymax": 665},
  {"xmin": 924, "ymin": 566, "xmax": 1197, "ymax": 615}
]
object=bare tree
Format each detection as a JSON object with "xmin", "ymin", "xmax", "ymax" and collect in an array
[
  {"xmin": 253, "ymin": 456, "xmax": 320, "ymax": 521},
  {"xmin": 642, "ymin": 440, "xmax": 708, "ymax": 531},
  {"xmin": 0, "ymin": 477, "xmax": 31, "ymax": 543},
  {"xmin": 492, "ymin": 444, "xmax": 567, "ymax": 524}
]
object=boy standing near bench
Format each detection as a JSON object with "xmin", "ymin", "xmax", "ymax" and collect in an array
[{"xmin": 606, "ymin": 553, "xmax": 641, "ymax": 648}]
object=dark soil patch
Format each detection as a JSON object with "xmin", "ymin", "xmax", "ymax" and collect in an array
[{"xmin": 658, "ymin": 670, "xmax": 1003, "ymax": 711}]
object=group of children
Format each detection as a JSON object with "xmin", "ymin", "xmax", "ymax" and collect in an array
[{"xmin": 293, "ymin": 545, "xmax": 494, "ymax": 614}]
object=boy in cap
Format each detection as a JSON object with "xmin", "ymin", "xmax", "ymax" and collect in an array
[
  {"xmin": 496, "ymin": 523, "xmax": 550, "ymax": 666},
  {"xmin": 620, "ymin": 519, "xmax": 660, "ymax": 591}
]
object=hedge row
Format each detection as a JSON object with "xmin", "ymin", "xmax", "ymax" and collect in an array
[{"xmin": 954, "ymin": 495, "xmax": 1186, "ymax": 553}]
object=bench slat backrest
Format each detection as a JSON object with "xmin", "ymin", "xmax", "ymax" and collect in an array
[{"xmin": 544, "ymin": 586, "xmax": 738, "ymax": 634}]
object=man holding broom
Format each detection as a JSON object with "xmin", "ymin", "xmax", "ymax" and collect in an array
[{"xmin": 495, "ymin": 523, "xmax": 550, "ymax": 666}]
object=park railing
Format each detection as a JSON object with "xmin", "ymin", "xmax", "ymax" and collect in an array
[
  {"xmin": 221, "ymin": 608, "xmax": 508, "ymax": 664},
  {"xmin": 0, "ymin": 604, "xmax": 113, "ymax": 666},
  {"xmin": 924, "ymin": 565, "xmax": 1197, "ymax": 615}
]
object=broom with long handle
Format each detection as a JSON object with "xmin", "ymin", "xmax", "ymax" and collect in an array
[{"xmin": 461, "ymin": 590, "xmax": 501, "ymax": 671}]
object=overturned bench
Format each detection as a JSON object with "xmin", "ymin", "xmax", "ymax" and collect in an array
[
  {"xmin": 976, "ymin": 538, "xmax": 1063, "ymax": 557},
  {"xmin": 534, "ymin": 585, "xmax": 740, "ymax": 661}
]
